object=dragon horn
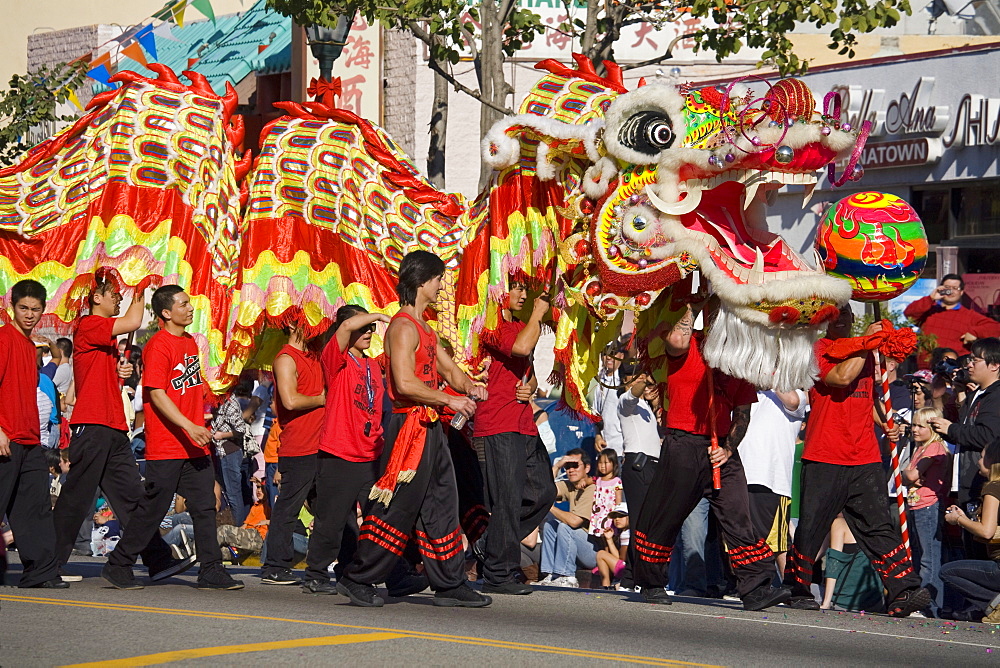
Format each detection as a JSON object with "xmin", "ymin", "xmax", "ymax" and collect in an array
[
  {"xmin": 226, "ymin": 114, "xmax": 246, "ymax": 149},
  {"xmin": 148, "ymin": 64, "xmax": 181, "ymax": 85},
  {"xmin": 571, "ymin": 53, "xmax": 597, "ymax": 75},
  {"xmin": 221, "ymin": 82, "xmax": 239, "ymax": 120},
  {"xmin": 183, "ymin": 70, "xmax": 216, "ymax": 97},
  {"xmin": 602, "ymin": 61, "xmax": 624, "ymax": 90}
]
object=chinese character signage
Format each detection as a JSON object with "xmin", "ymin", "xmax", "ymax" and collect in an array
[{"xmin": 306, "ymin": 15, "xmax": 382, "ymax": 121}]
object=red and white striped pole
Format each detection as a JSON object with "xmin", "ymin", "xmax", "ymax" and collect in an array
[{"xmin": 873, "ymin": 310, "xmax": 911, "ymax": 561}]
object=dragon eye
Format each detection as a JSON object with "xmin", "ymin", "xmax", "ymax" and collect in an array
[
  {"xmin": 632, "ymin": 215, "xmax": 647, "ymax": 231},
  {"xmin": 618, "ymin": 110, "xmax": 675, "ymax": 156}
]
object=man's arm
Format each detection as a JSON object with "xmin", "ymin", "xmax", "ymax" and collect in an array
[
  {"xmin": 273, "ymin": 354, "xmax": 324, "ymax": 411},
  {"xmin": 665, "ymin": 306, "xmax": 695, "ymax": 357},
  {"xmin": 944, "ymin": 390, "xmax": 1000, "ymax": 451},
  {"xmin": 148, "ymin": 388, "xmax": 211, "ymax": 445},
  {"xmin": 388, "ymin": 320, "xmax": 476, "ymax": 416},
  {"xmin": 727, "ymin": 404, "xmax": 752, "ymax": 450},
  {"xmin": 510, "ymin": 297, "xmax": 550, "ymax": 357},
  {"xmin": 903, "ymin": 295, "xmax": 934, "ymax": 323},
  {"xmin": 112, "ymin": 293, "xmax": 146, "ymax": 336},
  {"xmin": 549, "ymin": 505, "xmax": 585, "ymax": 529},
  {"xmin": 335, "ymin": 313, "xmax": 390, "ymax": 352}
]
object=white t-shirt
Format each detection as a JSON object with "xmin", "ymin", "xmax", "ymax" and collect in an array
[
  {"xmin": 250, "ymin": 382, "xmax": 271, "ymax": 437},
  {"xmin": 740, "ymin": 389, "xmax": 808, "ymax": 497},
  {"xmin": 598, "ymin": 389, "xmax": 624, "ymax": 453},
  {"xmin": 617, "ymin": 391, "xmax": 661, "ymax": 459},
  {"xmin": 52, "ymin": 363, "xmax": 73, "ymax": 395},
  {"xmin": 589, "ymin": 370, "xmax": 620, "ymax": 415}
]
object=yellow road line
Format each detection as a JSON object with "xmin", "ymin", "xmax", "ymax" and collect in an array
[
  {"xmin": 62, "ymin": 633, "xmax": 407, "ymax": 667},
  {"xmin": 1, "ymin": 594, "xmax": 715, "ymax": 667}
]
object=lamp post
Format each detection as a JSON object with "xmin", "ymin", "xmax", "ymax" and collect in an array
[{"xmin": 305, "ymin": 15, "xmax": 353, "ymax": 81}]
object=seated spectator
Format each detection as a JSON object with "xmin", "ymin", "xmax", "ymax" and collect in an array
[
  {"xmin": 905, "ymin": 407, "xmax": 952, "ymax": 617},
  {"xmin": 211, "ymin": 382, "xmax": 254, "ymax": 526},
  {"xmin": 820, "ymin": 516, "xmax": 885, "ymax": 613},
  {"xmin": 941, "ymin": 439, "xmax": 1000, "ymax": 623},
  {"xmin": 539, "ymin": 449, "xmax": 597, "ymax": 587},
  {"xmin": 217, "ymin": 483, "xmax": 271, "ymax": 564},
  {"xmin": 595, "ymin": 502, "xmax": 630, "ymax": 589}
]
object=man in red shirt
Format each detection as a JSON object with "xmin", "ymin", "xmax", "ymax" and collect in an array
[
  {"xmin": 905, "ymin": 274, "xmax": 1000, "ymax": 367},
  {"xmin": 338, "ymin": 250, "xmax": 491, "ymax": 608},
  {"xmin": 103, "ymin": 285, "xmax": 242, "ymax": 591},
  {"xmin": 473, "ymin": 282, "xmax": 555, "ymax": 595},
  {"xmin": 259, "ymin": 322, "xmax": 326, "ymax": 586},
  {"xmin": 628, "ymin": 304, "xmax": 789, "ymax": 611},
  {"xmin": 0, "ymin": 280, "xmax": 65, "ymax": 588},
  {"xmin": 54, "ymin": 274, "xmax": 194, "ymax": 581},
  {"xmin": 784, "ymin": 305, "xmax": 928, "ymax": 616}
]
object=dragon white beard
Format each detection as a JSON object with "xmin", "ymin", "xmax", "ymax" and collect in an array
[{"xmin": 702, "ymin": 304, "xmax": 823, "ymax": 392}]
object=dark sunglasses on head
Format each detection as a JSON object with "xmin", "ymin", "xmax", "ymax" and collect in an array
[{"xmin": 563, "ymin": 461, "xmax": 580, "ymax": 470}]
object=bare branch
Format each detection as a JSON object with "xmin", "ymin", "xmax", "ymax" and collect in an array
[
  {"xmin": 424, "ymin": 55, "xmax": 514, "ymax": 116},
  {"xmin": 619, "ymin": 32, "xmax": 699, "ymax": 71}
]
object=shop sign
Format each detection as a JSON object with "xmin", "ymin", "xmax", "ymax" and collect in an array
[{"xmin": 856, "ymin": 137, "xmax": 942, "ymax": 170}]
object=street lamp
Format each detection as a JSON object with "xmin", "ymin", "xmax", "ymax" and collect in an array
[{"xmin": 305, "ymin": 15, "xmax": 353, "ymax": 81}]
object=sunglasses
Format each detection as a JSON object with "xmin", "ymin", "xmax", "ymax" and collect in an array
[
  {"xmin": 563, "ymin": 461, "xmax": 580, "ymax": 470},
  {"xmin": 360, "ymin": 323, "xmax": 377, "ymax": 334}
]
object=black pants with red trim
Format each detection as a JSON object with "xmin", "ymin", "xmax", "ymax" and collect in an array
[
  {"xmin": 628, "ymin": 430, "xmax": 775, "ymax": 597},
  {"xmin": 447, "ymin": 427, "xmax": 489, "ymax": 545},
  {"xmin": 784, "ymin": 460, "xmax": 920, "ymax": 602},
  {"xmin": 344, "ymin": 415, "xmax": 465, "ymax": 591}
]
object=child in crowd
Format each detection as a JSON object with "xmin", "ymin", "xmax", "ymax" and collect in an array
[
  {"xmin": 941, "ymin": 439, "xmax": 1000, "ymax": 623},
  {"xmin": 904, "ymin": 407, "xmax": 952, "ymax": 617},
  {"xmin": 595, "ymin": 503, "xmax": 630, "ymax": 589},
  {"xmin": 819, "ymin": 515, "xmax": 884, "ymax": 613},
  {"xmin": 589, "ymin": 449, "xmax": 623, "ymax": 538}
]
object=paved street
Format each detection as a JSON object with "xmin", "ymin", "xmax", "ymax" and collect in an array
[{"xmin": 3, "ymin": 556, "xmax": 1000, "ymax": 667}]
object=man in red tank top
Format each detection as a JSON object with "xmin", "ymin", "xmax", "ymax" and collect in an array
[
  {"xmin": 259, "ymin": 322, "xmax": 327, "ymax": 585},
  {"xmin": 628, "ymin": 303, "xmax": 790, "ymax": 612},
  {"xmin": 338, "ymin": 250, "xmax": 492, "ymax": 608},
  {"xmin": 784, "ymin": 305, "xmax": 928, "ymax": 617}
]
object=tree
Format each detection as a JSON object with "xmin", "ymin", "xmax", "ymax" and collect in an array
[
  {"xmin": 268, "ymin": 0, "xmax": 545, "ymax": 187},
  {"xmin": 0, "ymin": 63, "xmax": 88, "ymax": 168},
  {"xmin": 570, "ymin": 0, "xmax": 911, "ymax": 76}
]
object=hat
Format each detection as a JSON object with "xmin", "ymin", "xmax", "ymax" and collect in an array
[
  {"xmin": 906, "ymin": 369, "xmax": 934, "ymax": 384},
  {"xmin": 608, "ymin": 502, "xmax": 629, "ymax": 516}
]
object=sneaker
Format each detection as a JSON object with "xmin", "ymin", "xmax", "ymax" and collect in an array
[
  {"xmin": 616, "ymin": 584, "xmax": 635, "ymax": 592},
  {"xmin": 887, "ymin": 587, "xmax": 932, "ymax": 618},
  {"xmin": 337, "ymin": 577, "xmax": 384, "ymax": 607},
  {"xmin": 301, "ymin": 579, "xmax": 338, "ymax": 595},
  {"xmin": 640, "ymin": 587, "xmax": 673, "ymax": 605},
  {"xmin": 787, "ymin": 595, "xmax": 821, "ymax": 610},
  {"xmin": 261, "ymin": 568, "xmax": 301, "ymax": 585},
  {"xmin": 149, "ymin": 554, "xmax": 197, "ymax": 582},
  {"xmin": 536, "ymin": 574, "xmax": 555, "ymax": 585},
  {"xmin": 986, "ymin": 593, "xmax": 1000, "ymax": 618},
  {"xmin": 102, "ymin": 563, "xmax": 143, "ymax": 590},
  {"xmin": 742, "ymin": 585, "xmax": 792, "ymax": 612},
  {"xmin": 549, "ymin": 575, "xmax": 579, "ymax": 588},
  {"xmin": 198, "ymin": 564, "xmax": 245, "ymax": 590},
  {"xmin": 984, "ymin": 607, "xmax": 1000, "ymax": 624},
  {"xmin": 482, "ymin": 580, "xmax": 533, "ymax": 596},
  {"xmin": 59, "ymin": 567, "xmax": 83, "ymax": 583},
  {"xmin": 433, "ymin": 582, "xmax": 492, "ymax": 607},
  {"xmin": 386, "ymin": 573, "xmax": 429, "ymax": 598},
  {"xmin": 170, "ymin": 544, "xmax": 186, "ymax": 560},
  {"xmin": 24, "ymin": 578, "xmax": 70, "ymax": 589}
]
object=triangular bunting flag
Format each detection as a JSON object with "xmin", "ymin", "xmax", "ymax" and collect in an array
[
  {"xmin": 65, "ymin": 89, "xmax": 84, "ymax": 112},
  {"xmin": 190, "ymin": 0, "xmax": 216, "ymax": 24},
  {"xmin": 87, "ymin": 64, "xmax": 112, "ymax": 86},
  {"xmin": 122, "ymin": 42, "xmax": 149, "ymax": 67},
  {"xmin": 258, "ymin": 44, "xmax": 268, "ymax": 53},
  {"xmin": 135, "ymin": 24, "xmax": 158, "ymax": 60},
  {"xmin": 188, "ymin": 57, "xmax": 200, "ymax": 68},
  {"xmin": 171, "ymin": 1, "xmax": 188, "ymax": 27},
  {"xmin": 152, "ymin": 22, "xmax": 181, "ymax": 42}
]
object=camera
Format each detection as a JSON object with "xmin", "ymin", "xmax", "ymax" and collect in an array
[
  {"xmin": 939, "ymin": 288, "xmax": 953, "ymax": 296},
  {"xmin": 933, "ymin": 358, "xmax": 970, "ymax": 384}
]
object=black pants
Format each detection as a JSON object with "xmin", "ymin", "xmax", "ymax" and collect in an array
[
  {"xmin": 53, "ymin": 425, "xmax": 172, "ymax": 569},
  {"xmin": 303, "ymin": 452, "xmax": 374, "ymax": 582},
  {"xmin": 345, "ymin": 415, "xmax": 464, "ymax": 591},
  {"xmin": 109, "ymin": 457, "xmax": 221, "ymax": 572},
  {"xmin": 629, "ymin": 431, "xmax": 775, "ymax": 597},
  {"xmin": 784, "ymin": 460, "xmax": 920, "ymax": 602},
  {"xmin": 449, "ymin": 428, "xmax": 489, "ymax": 544},
  {"xmin": 0, "ymin": 442, "xmax": 59, "ymax": 587},
  {"xmin": 480, "ymin": 431, "xmax": 555, "ymax": 585},
  {"xmin": 262, "ymin": 453, "xmax": 317, "ymax": 572},
  {"xmin": 619, "ymin": 451, "xmax": 660, "ymax": 588}
]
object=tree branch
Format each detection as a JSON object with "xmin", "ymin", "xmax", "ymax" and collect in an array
[
  {"xmin": 619, "ymin": 32, "xmax": 699, "ymax": 71},
  {"xmin": 426, "ymin": 56, "xmax": 513, "ymax": 115}
]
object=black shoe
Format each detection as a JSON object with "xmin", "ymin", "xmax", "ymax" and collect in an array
[
  {"xmin": 59, "ymin": 567, "xmax": 83, "ymax": 583},
  {"xmin": 743, "ymin": 585, "xmax": 792, "ymax": 611},
  {"xmin": 887, "ymin": 587, "xmax": 932, "ymax": 618},
  {"xmin": 23, "ymin": 577, "xmax": 71, "ymax": 589},
  {"xmin": 482, "ymin": 580, "xmax": 533, "ymax": 596},
  {"xmin": 787, "ymin": 595, "xmax": 820, "ymax": 610},
  {"xmin": 472, "ymin": 535, "xmax": 487, "ymax": 564},
  {"xmin": 640, "ymin": 587, "xmax": 673, "ymax": 605},
  {"xmin": 336, "ymin": 577, "xmax": 384, "ymax": 607},
  {"xmin": 198, "ymin": 564, "xmax": 245, "ymax": 590},
  {"xmin": 433, "ymin": 582, "xmax": 492, "ymax": 608},
  {"xmin": 261, "ymin": 568, "xmax": 301, "ymax": 585},
  {"xmin": 386, "ymin": 574, "xmax": 429, "ymax": 598},
  {"xmin": 149, "ymin": 554, "xmax": 197, "ymax": 582},
  {"xmin": 301, "ymin": 579, "xmax": 338, "ymax": 595},
  {"xmin": 102, "ymin": 564, "xmax": 144, "ymax": 590}
]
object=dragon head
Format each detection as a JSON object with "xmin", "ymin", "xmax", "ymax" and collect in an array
[{"xmin": 484, "ymin": 57, "xmax": 868, "ymax": 393}]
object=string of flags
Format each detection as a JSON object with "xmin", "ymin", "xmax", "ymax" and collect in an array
[{"xmin": 73, "ymin": 0, "xmax": 219, "ymax": 96}]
